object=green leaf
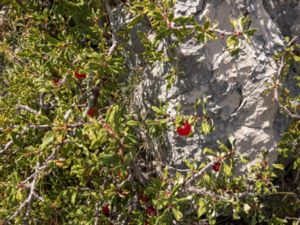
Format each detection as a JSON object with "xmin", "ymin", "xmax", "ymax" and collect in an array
[
  {"xmin": 293, "ymin": 55, "xmax": 300, "ymax": 62},
  {"xmin": 90, "ymin": 129, "xmax": 108, "ymax": 149},
  {"xmin": 203, "ymin": 20, "xmax": 210, "ymax": 30},
  {"xmin": 203, "ymin": 147, "xmax": 215, "ymax": 155},
  {"xmin": 127, "ymin": 15, "xmax": 142, "ymax": 29},
  {"xmin": 11, "ymin": 133, "xmax": 23, "ymax": 148},
  {"xmin": 228, "ymin": 134, "xmax": 235, "ymax": 147},
  {"xmin": 223, "ymin": 163, "xmax": 232, "ymax": 176},
  {"xmin": 239, "ymin": 154, "xmax": 250, "ymax": 164},
  {"xmin": 176, "ymin": 195, "xmax": 193, "ymax": 204},
  {"xmin": 244, "ymin": 28, "xmax": 257, "ymax": 36},
  {"xmin": 172, "ymin": 208, "xmax": 183, "ymax": 221},
  {"xmin": 70, "ymin": 164, "xmax": 85, "ymax": 178},
  {"xmin": 230, "ymin": 19, "xmax": 238, "ymax": 29},
  {"xmin": 239, "ymin": 16, "xmax": 251, "ymax": 30},
  {"xmin": 40, "ymin": 131, "xmax": 55, "ymax": 150},
  {"xmin": 99, "ymin": 153, "xmax": 121, "ymax": 166},
  {"xmin": 227, "ymin": 36, "xmax": 238, "ymax": 48},
  {"xmin": 44, "ymin": 33, "xmax": 59, "ymax": 45},
  {"xmin": 126, "ymin": 120, "xmax": 140, "ymax": 126},
  {"xmin": 151, "ymin": 106, "xmax": 165, "ymax": 115},
  {"xmin": 197, "ymin": 199, "xmax": 207, "ymax": 218},
  {"xmin": 155, "ymin": 209, "xmax": 170, "ymax": 225},
  {"xmin": 250, "ymin": 213, "xmax": 257, "ymax": 225},
  {"xmin": 201, "ymin": 119, "xmax": 211, "ymax": 135},
  {"xmin": 71, "ymin": 192, "xmax": 77, "ymax": 204},
  {"xmin": 106, "ymin": 105, "xmax": 121, "ymax": 132},
  {"xmin": 16, "ymin": 189, "xmax": 23, "ymax": 202},
  {"xmin": 243, "ymin": 203, "xmax": 251, "ymax": 214},
  {"xmin": 197, "ymin": 205, "xmax": 206, "ymax": 218},
  {"xmin": 217, "ymin": 140, "xmax": 230, "ymax": 152},
  {"xmin": 272, "ymin": 163, "xmax": 285, "ymax": 170}
]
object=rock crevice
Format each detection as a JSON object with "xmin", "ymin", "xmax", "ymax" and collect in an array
[{"xmin": 131, "ymin": 0, "xmax": 299, "ymax": 168}]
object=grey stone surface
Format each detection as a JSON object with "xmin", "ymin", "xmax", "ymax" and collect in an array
[{"xmin": 130, "ymin": 0, "xmax": 299, "ymax": 169}]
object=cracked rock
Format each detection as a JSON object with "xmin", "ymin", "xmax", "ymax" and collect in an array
[{"xmin": 130, "ymin": 0, "xmax": 298, "ymax": 170}]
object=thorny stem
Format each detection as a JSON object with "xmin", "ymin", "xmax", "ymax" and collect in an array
[
  {"xmin": 9, "ymin": 140, "xmax": 67, "ymax": 222},
  {"xmin": 185, "ymin": 150, "xmax": 235, "ymax": 186},
  {"xmin": 273, "ymin": 36, "xmax": 300, "ymax": 119}
]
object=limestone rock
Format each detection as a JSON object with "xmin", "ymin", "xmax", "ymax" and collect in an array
[{"xmin": 131, "ymin": 0, "xmax": 299, "ymax": 169}]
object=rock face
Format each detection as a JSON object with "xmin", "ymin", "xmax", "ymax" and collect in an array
[{"xmin": 131, "ymin": 0, "xmax": 300, "ymax": 168}]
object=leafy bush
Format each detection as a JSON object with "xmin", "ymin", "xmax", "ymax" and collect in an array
[{"xmin": 0, "ymin": 1, "xmax": 299, "ymax": 224}]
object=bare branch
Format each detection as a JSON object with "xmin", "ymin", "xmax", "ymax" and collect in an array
[
  {"xmin": 273, "ymin": 36, "xmax": 300, "ymax": 119},
  {"xmin": 9, "ymin": 141, "xmax": 67, "ymax": 221},
  {"xmin": 94, "ymin": 201, "xmax": 100, "ymax": 225},
  {"xmin": 104, "ymin": 1, "xmax": 119, "ymax": 56},
  {"xmin": 17, "ymin": 104, "xmax": 41, "ymax": 115},
  {"xmin": 130, "ymin": 161, "xmax": 148, "ymax": 186},
  {"xmin": 24, "ymin": 173, "xmax": 38, "ymax": 219},
  {"xmin": 185, "ymin": 160, "xmax": 219, "ymax": 186},
  {"xmin": 186, "ymin": 187, "xmax": 228, "ymax": 201},
  {"xmin": 170, "ymin": 22, "xmax": 233, "ymax": 36},
  {"xmin": 279, "ymin": 104, "xmax": 300, "ymax": 119},
  {"xmin": 0, "ymin": 122, "xmax": 86, "ymax": 134},
  {"xmin": 186, "ymin": 186, "xmax": 255, "ymax": 201},
  {"xmin": 0, "ymin": 140, "xmax": 13, "ymax": 154},
  {"xmin": 10, "ymin": 167, "xmax": 38, "ymax": 220}
]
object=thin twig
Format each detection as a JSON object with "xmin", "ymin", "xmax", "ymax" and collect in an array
[
  {"xmin": 104, "ymin": 1, "xmax": 119, "ymax": 56},
  {"xmin": 130, "ymin": 160, "xmax": 148, "ymax": 186},
  {"xmin": 10, "ymin": 167, "xmax": 38, "ymax": 220},
  {"xmin": 273, "ymin": 36, "xmax": 300, "ymax": 119},
  {"xmin": 186, "ymin": 187, "xmax": 228, "ymax": 201},
  {"xmin": 9, "ymin": 141, "xmax": 66, "ymax": 221},
  {"xmin": 24, "ymin": 172, "xmax": 38, "ymax": 219},
  {"xmin": 0, "ymin": 140, "xmax": 13, "ymax": 154},
  {"xmin": 17, "ymin": 104, "xmax": 41, "ymax": 115},
  {"xmin": 94, "ymin": 201, "xmax": 100, "ymax": 225},
  {"xmin": 186, "ymin": 159, "xmax": 220, "ymax": 186},
  {"xmin": 0, "ymin": 122, "xmax": 86, "ymax": 133},
  {"xmin": 22, "ymin": 147, "xmax": 58, "ymax": 184},
  {"xmin": 169, "ymin": 22, "xmax": 233, "ymax": 36},
  {"xmin": 279, "ymin": 104, "xmax": 300, "ymax": 119}
]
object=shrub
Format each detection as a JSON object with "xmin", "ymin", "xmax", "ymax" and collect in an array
[{"xmin": 0, "ymin": 1, "xmax": 299, "ymax": 224}]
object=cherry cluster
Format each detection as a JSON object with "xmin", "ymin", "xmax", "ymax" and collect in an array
[{"xmin": 52, "ymin": 70, "xmax": 97, "ymax": 117}]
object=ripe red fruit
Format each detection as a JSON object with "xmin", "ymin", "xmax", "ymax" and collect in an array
[
  {"xmin": 212, "ymin": 161, "xmax": 221, "ymax": 172},
  {"xmin": 146, "ymin": 206, "xmax": 156, "ymax": 217},
  {"xmin": 220, "ymin": 32, "xmax": 225, "ymax": 39},
  {"xmin": 52, "ymin": 78, "xmax": 60, "ymax": 86},
  {"xmin": 102, "ymin": 203, "xmax": 110, "ymax": 217},
  {"xmin": 139, "ymin": 194, "xmax": 149, "ymax": 204},
  {"xmin": 86, "ymin": 107, "xmax": 96, "ymax": 117},
  {"xmin": 234, "ymin": 31, "xmax": 242, "ymax": 36},
  {"xmin": 176, "ymin": 121, "xmax": 192, "ymax": 136},
  {"xmin": 74, "ymin": 71, "xmax": 87, "ymax": 79}
]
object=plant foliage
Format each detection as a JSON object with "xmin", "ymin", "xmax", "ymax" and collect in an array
[{"xmin": 0, "ymin": 0, "xmax": 299, "ymax": 224}]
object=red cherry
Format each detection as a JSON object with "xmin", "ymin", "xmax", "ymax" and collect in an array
[
  {"xmin": 117, "ymin": 170, "xmax": 122, "ymax": 177},
  {"xmin": 86, "ymin": 107, "xmax": 96, "ymax": 117},
  {"xmin": 176, "ymin": 121, "xmax": 192, "ymax": 136},
  {"xmin": 234, "ymin": 31, "xmax": 242, "ymax": 36},
  {"xmin": 52, "ymin": 78, "xmax": 60, "ymax": 86},
  {"xmin": 146, "ymin": 206, "xmax": 156, "ymax": 217},
  {"xmin": 212, "ymin": 162, "xmax": 221, "ymax": 172},
  {"xmin": 139, "ymin": 194, "xmax": 149, "ymax": 204},
  {"xmin": 74, "ymin": 71, "xmax": 87, "ymax": 79},
  {"xmin": 102, "ymin": 203, "xmax": 110, "ymax": 217}
]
